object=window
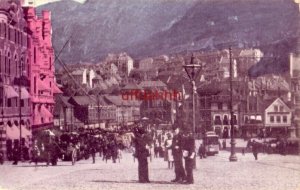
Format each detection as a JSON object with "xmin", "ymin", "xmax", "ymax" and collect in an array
[
  {"xmin": 279, "ymin": 106, "xmax": 284, "ymax": 112},
  {"xmin": 214, "ymin": 115, "xmax": 222, "ymax": 125},
  {"xmin": 15, "ymin": 55, "xmax": 18, "ymax": 75},
  {"xmin": 0, "ymin": 87, "xmax": 3, "ymax": 107},
  {"xmin": 218, "ymin": 103, "xmax": 222, "ymax": 110},
  {"xmin": 34, "ymin": 47, "xmax": 36, "ymax": 64},
  {"xmin": 34, "ymin": 77, "xmax": 36, "ymax": 94},
  {"xmin": 274, "ymin": 105, "xmax": 278, "ymax": 112},
  {"xmin": 0, "ymin": 51, "xmax": 1, "ymax": 73},
  {"xmin": 283, "ymin": 116, "xmax": 287, "ymax": 123},
  {"xmin": 232, "ymin": 115, "xmax": 237, "ymax": 125},
  {"xmin": 7, "ymin": 98, "xmax": 12, "ymax": 107},
  {"xmin": 8, "ymin": 52, "xmax": 10, "ymax": 75},
  {"xmin": 270, "ymin": 116, "xmax": 274, "ymax": 123},
  {"xmin": 21, "ymin": 99, "xmax": 24, "ymax": 107},
  {"xmin": 276, "ymin": 116, "xmax": 281, "ymax": 123},
  {"xmin": 223, "ymin": 115, "xmax": 229, "ymax": 125},
  {"xmin": 244, "ymin": 116, "xmax": 249, "ymax": 124}
]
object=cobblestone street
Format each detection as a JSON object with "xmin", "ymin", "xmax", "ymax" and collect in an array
[{"xmin": 1, "ymin": 142, "xmax": 300, "ymax": 190}]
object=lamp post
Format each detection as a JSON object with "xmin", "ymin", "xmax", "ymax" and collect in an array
[
  {"xmin": 183, "ymin": 54, "xmax": 202, "ymax": 168},
  {"xmin": 228, "ymin": 47, "xmax": 238, "ymax": 162},
  {"xmin": 19, "ymin": 61, "xmax": 24, "ymax": 161}
]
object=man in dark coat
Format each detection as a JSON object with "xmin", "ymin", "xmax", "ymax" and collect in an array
[
  {"xmin": 252, "ymin": 140, "xmax": 259, "ymax": 160},
  {"xmin": 171, "ymin": 126, "xmax": 186, "ymax": 183},
  {"xmin": 182, "ymin": 130, "xmax": 195, "ymax": 184},
  {"xmin": 12, "ymin": 145, "xmax": 20, "ymax": 165},
  {"xmin": 133, "ymin": 127, "xmax": 150, "ymax": 183}
]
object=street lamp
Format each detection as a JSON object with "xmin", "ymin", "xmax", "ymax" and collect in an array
[
  {"xmin": 228, "ymin": 47, "xmax": 238, "ymax": 162},
  {"xmin": 183, "ymin": 54, "xmax": 202, "ymax": 136},
  {"xmin": 183, "ymin": 54, "xmax": 202, "ymax": 168}
]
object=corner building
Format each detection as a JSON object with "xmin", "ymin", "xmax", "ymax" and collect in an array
[{"xmin": 0, "ymin": 0, "xmax": 31, "ymax": 159}]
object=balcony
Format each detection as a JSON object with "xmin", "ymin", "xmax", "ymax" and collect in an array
[{"xmin": 1, "ymin": 107, "xmax": 31, "ymax": 117}]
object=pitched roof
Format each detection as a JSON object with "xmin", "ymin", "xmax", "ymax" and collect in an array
[
  {"xmin": 139, "ymin": 80, "xmax": 167, "ymax": 89},
  {"xmin": 122, "ymin": 83, "xmax": 142, "ymax": 90},
  {"xmin": 69, "ymin": 96, "xmax": 96, "ymax": 106},
  {"xmin": 104, "ymin": 95, "xmax": 141, "ymax": 106}
]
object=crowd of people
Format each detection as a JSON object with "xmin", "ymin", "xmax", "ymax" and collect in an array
[{"xmin": 1, "ymin": 122, "xmax": 299, "ymax": 185}]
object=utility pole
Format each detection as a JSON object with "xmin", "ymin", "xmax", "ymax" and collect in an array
[
  {"xmin": 19, "ymin": 60, "xmax": 23, "ymax": 161},
  {"xmin": 229, "ymin": 47, "xmax": 237, "ymax": 162},
  {"xmin": 97, "ymin": 93, "xmax": 100, "ymax": 129}
]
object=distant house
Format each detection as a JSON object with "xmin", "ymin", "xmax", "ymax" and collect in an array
[
  {"xmin": 70, "ymin": 68, "xmax": 96, "ymax": 88},
  {"xmin": 263, "ymin": 98, "xmax": 292, "ymax": 137},
  {"xmin": 104, "ymin": 95, "xmax": 141, "ymax": 125}
]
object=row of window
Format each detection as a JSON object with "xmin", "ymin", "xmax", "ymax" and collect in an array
[
  {"xmin": 0, "ymin": 22, "xmax": 28, "ymax": 46},
  {"xmin": 214, "ymin": 115, "xmax": 237, "ymax": 125},
  {"xmin": 0, "ymin": 98, "xmax": 29, "ymax": 108},
  {"xmin": 0, "ymin": 53, "xmax": 27, "ymax": 75},
  {"xmin": 269, "ymin": 115, "xmax": 288, "ymax": 123},
  {"xmin": 273, "ymin": 105, "xmax": 284, "ymax": 112}
]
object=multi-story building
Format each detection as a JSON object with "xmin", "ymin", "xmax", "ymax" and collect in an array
[
  {"xmin": 104, "ymin": 52, "xmax": 133, "ymax": 77},
  {"xmin": 23, "ymin": 6, "xmax": 61, "ymax": 132},
  {"xmin": 0, "ymin": 0, "xmax": 31, "ymax": 159},
  {"xmin": 104, "ymin": 95, "xmax": 141, "ymax": 125}
]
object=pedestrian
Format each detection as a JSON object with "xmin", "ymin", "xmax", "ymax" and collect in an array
[
  {"xmin": 90, "ymin": 145, "xmax": 96, "ymax": 164},
  {"xmin": 222, "ymin": 139, "xmax": 226, "ymax": 150},
  {"xmin": 198, "ymin": 144, "xmax": 206, "ymax": 159},
  {"xmin": 31, "ymin": 144, "xmax": 40, "ymax": 166},
  {"xmin": 171, "ymin": 126, "xmax": 186, "ymax": 183},
  {"xmin": 133, "ymin": 127, "xmax": 150, "ymax": 183},
  {"xmin": 164, "ymin": 133, "xmax": 174, "ymax": 169},
  {"xmin": 71, "ymin": 144, "xmax": 77, "ymax": 165},
  {"xmin": 182, "ymin": 129, "xmax": 195, "ymax": 184},
  {"xmin": 252, "ymin": 140, "xmax": 259, "ymax": 160},
  {"xmin": 12, "ymin": 144, "xmax": 20, "ymax": 165},
  {"xmin": 0, "ymin": 151, "xmax": 4, "ymax": 165}
]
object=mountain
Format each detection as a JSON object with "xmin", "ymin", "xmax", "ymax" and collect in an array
[
  {"xmin": 39, "ymin": 0, "xmax": 197, "ymax": 62},
  {"xmin": 40, "ymin": 0, "xmax": 299, "ymax": 76}
]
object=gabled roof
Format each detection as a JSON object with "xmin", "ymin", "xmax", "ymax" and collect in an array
[
  {"xmin": 122, "ymin": 83, "xmax": 142, "ymax": 90},
  {"xmin": 263, "ymin": 97, "xmax": 291, "ymax": 111},
  {"xmin": 139, "ymin": 80, "xmax": 167, "ymax": 89},
  {"xmin": 69, "ymin": 96, "xmax": 96, "ymax": 106},
  {"xmin": 104, "ymin": 95, "xmax": 141, "ymax": 107}
]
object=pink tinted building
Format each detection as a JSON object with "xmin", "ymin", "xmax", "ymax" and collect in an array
[
  {"xmin": 23, "ymin": 6, "xmax": 62, "ymax": 131},
  {"xmin": 0, "ymin": 0, "xmax": 32, "ymax": 159}
]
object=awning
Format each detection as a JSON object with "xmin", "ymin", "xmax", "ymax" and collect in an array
[
  {"xmin": 53, "ymin": 83, "xmax": 63, "ymax": 94},
  {"xmin": 4, "ymin": 85, "xmax": 19, "ymax": 98},
  {"xmin": 6, "ymin": 124, "xmax": 20, "ymax": 140},
  {"xmin": 38, "ymin": 80, "xmax": 49, "ymax": 91},
  {"xmin": 14, "ymin": 87, "xmax": 30, "ymax": 99},
  {"xmin": 20, "ymin": 125, "xmax": 32, "ymax": 138},
  {"xmin": 41, "ymin": 105, "xmax": 53, "ymax": 119}
]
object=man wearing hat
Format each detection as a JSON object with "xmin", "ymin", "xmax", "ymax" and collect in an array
[
  {"xmin": 182, "ymin": 129, "xmax": 195, "ymax": 184},
  {"xmin": 171, "ymin": 126, "xmax": 186, "ymax": 183},
  {"xmin": 133, "ymin": 126, "xmax": 151, "ymax": 183}
]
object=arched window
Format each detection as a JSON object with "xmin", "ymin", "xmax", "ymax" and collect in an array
[
  {"xmin": 14, "ymin": 54, "xmax": 18, "ymax": 76},
  {"xmin": 21, "ymin": 57, "xmax": 25, "ymax": 72},
  {"xmin": 223, "ymin": 115, "xmax": 229, "ymax": 125},
  {"xmin": 4, "ymin": 51, "xmax": 7, "ymax": 73},
  {"xmin": 7, "ymin": 52, "xmax": 11, "ymax": 75}
]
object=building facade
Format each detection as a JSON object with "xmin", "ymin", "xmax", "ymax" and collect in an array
[
  {"xmin": 0, "ymin": 0, "xmax": 32, "ymax": 159},
  {"xmin": 23, "ymin": 6, "xmax": 60, "ymax": 132}
]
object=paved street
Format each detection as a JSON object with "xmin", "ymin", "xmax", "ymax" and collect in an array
[{"xmin": 0, "ymin": 142, "xmax": 300, "ymax": 190}]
